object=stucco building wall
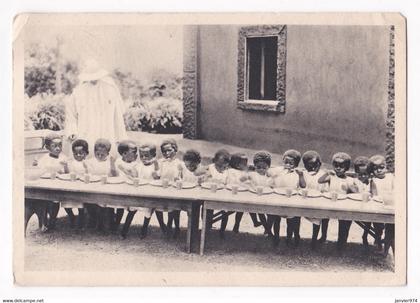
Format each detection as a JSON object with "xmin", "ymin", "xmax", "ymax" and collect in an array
[{"xmin": 186, "ymin": 25, "xmax": 391, "ymax": 163}]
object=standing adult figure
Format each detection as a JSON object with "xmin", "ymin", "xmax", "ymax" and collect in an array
[{"xmin": 65, "ymin": 58, "xmax": 128, "ymax": 156}]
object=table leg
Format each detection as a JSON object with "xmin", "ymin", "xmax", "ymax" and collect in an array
[
  {"xmin": 200, "ymin": 205, "xmax": 208, "ymax": 256},
  {"xmin": 186, "ymin": 203, "xmax": 201, "ymax": 253},
  {"xmin": 191, "ymin": 203, "xmax": 201, "ymax": 251}
]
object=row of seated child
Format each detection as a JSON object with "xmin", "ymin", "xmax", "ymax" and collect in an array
[
  {"xmin": 206, "ymin": 148, "xmax": 393, "ymax": 255},
  {"xmin": 32, "ymin": 134, "xmax": 394, "ymax": 255},
  {"xmin": 33, "ymin": 134, "xmax": 202, "ymax": 239}
]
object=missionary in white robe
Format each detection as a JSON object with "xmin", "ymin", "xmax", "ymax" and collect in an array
[{"xmin": 65, "ymin": 59, "xmax": 128, "ymax": 157}]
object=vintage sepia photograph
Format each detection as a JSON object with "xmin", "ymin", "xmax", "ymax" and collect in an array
[{"xmin": 13, "ymin": 13, "xmax": 406, "ymax": 286}]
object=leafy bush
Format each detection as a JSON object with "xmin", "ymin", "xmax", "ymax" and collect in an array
[
  {"xmin": 113, "ymin": 69, "xmax": 148, "ymax": 101},
  {"xmin": 25, "ymin": 94, "xmax": 66, "ymax": 131},
  {"xmin": 147, "ymin": 69, "xmax": 183, "ymax": 100},
  {"xmin": 24, "ymin": 54, "xmax": 183, "ymax": 133},
  {"xmin": 24, "ymin": 94, "xmax": 183, "ymax": 134},
  {"xmin": 25, "ymin": 43, "xmax": 79, "ymax": 97},
  {"xmin": 113, "ymin": 68, "xmax": 182, "ymax": 101},
  {"xmin": 124, "ymin": 97, "xmax": 183, "ymax": 134},
  {"xmin": 115, "ymin": 68, "xmax": 183, "ymax": 134}
]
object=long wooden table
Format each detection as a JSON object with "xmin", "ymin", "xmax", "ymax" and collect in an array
[
  {"xmin": 25, "ymin": 179, "xmax": 203, "ymax": 253},
  {"xmin": 199, "ymin": 190, "xmax": 395, "ymax": 255},
  {"xmin": 25, "ymin": 180, "xmax": 395, "ymax": 256}
]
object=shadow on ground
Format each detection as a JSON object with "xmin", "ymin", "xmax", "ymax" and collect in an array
[{"xmin": 25, "ymin": 211, "xmax": 394, "ymax": 273}]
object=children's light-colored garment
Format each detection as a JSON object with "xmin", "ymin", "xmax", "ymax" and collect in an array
[
  {"xmin": 136, "ymin": 161, "xmax": 157, "ymax": 180},
  {"xmin": 271, "ymin": 167, "xmax": 300, "ymax": 219},
  {"xmin": 37, "ymin": 153, "xmax": 68, "ymax": 205},
  {"xmin": 226, "ymin": 168, "xmax": 248, "ymax": 185},
  {"xmin": 208, "ymin": 163, "xmax": 228, "ymax": 184},
  {"xmin": 248, "ymin": 171, "xmax": 272, "ymax": 187},
  {"xmin": 372, "ymin": 173, "xmax": 394, "ymax": 196},
  {"xmin": 159, "ymin": 158, "xmax": 182, "ymax": 181},
  {"xmin": 157, "ymin": 158, "xmax": 186, "ymax": 212},
  {"xmin": 353, "ymin": 179, "xmax": 370, "ymax": 193},
  {"xmin": 86, "ymin": 157, "xmax": 117, "ymax": 208},
  {"xmin": 272, "ymin": 167, "xmax": 299, "ymax": 189},
  {"xmin": 65, "ymin": 77, "xmax": 128, "ymax": 157},
  {"xmin": 130, "ymin": 161, "xmax": 159, "ymax": 217},
  {"xmin": 303, "ymin": 169, "xmax": 328, "ymax": 226},
  {"xmin": 86, "ymin": 157, "xmax": 111, "ymax": 176},
  {"xmin": 37, "ymin": 153, "xmax": 67, "ymax": 174},
  {"xmin": 180, "ymin": 162, "xmax": 202, "ymax": 184},
  {"xmin": 61, "ymin": 159, "xmax": 86, "ymax": 208},
  {"xmin": 303, "ymin": 169, "xmax": 329, "ymax": 192},
  {"xmin": 115, "ymin": 158, "xmax": 137, "ymax": 179},
  {"xmin": 67, "ymin": 159, "xmax": 87, "ymax": 175},
  {"xmin": 329, "ymin": 175, "xmax": 354, "ymax": 194}
]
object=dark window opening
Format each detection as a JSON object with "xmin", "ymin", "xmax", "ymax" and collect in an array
[{"xmin": 247, "ymin": 36, "xmax": 277, "ymax": 100}]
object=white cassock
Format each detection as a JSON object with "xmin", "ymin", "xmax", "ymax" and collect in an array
[{"xmin": 65, "ymin": 75, "xmax": 128, "ymax": 157}]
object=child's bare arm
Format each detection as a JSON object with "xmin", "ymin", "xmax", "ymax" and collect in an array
[
  {"xmin": 347, "ymin": 181, "xmax": 358, "ymax": 194},
  {"xmin": 175, "ymin": 163, "xmax": 183, "ymax": 181},
  {"xmin": 268, "ymin": 177, "xmax": 275, "ymax": 188},
  {"xmin": 194, "ymin": 166, "xmax": 207, "ymax": 176},
  {"xmin": 109, "ymin": 156, "xmax": 118, "ymax": 177},
  {"xmin": 318, "ymin": 171, "xmax": 332, "ymax": 184},
  {"xmin": 131, "ymin": 167, "xmax": 138, "ymax": 178},
  {"xmin": 152, "ymin": 160, "xmax": 160, "ymax": 180},
  {"xmin": 194, "ymin": 166, "xmax": 207, "ymax": 185},
  {"xmin": 295, "ymin": 169, "xmax": 306, "ymax": 188},
  {"xmin": 371, "ymin": 180, "xmax": 378, "ymax": 196},
  {"xmin": 202, "ymin": 166, "xmax": 212, "ymax": 182}
]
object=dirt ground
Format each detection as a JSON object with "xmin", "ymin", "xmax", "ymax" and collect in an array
[{"xmin": 24, "ymin": 208, "xmax": 394, "ymax": 272}]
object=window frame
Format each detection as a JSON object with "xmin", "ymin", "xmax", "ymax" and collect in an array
[{"xmin": 237, "ymin": 25, "xmax": 287, "ymax": 113}]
